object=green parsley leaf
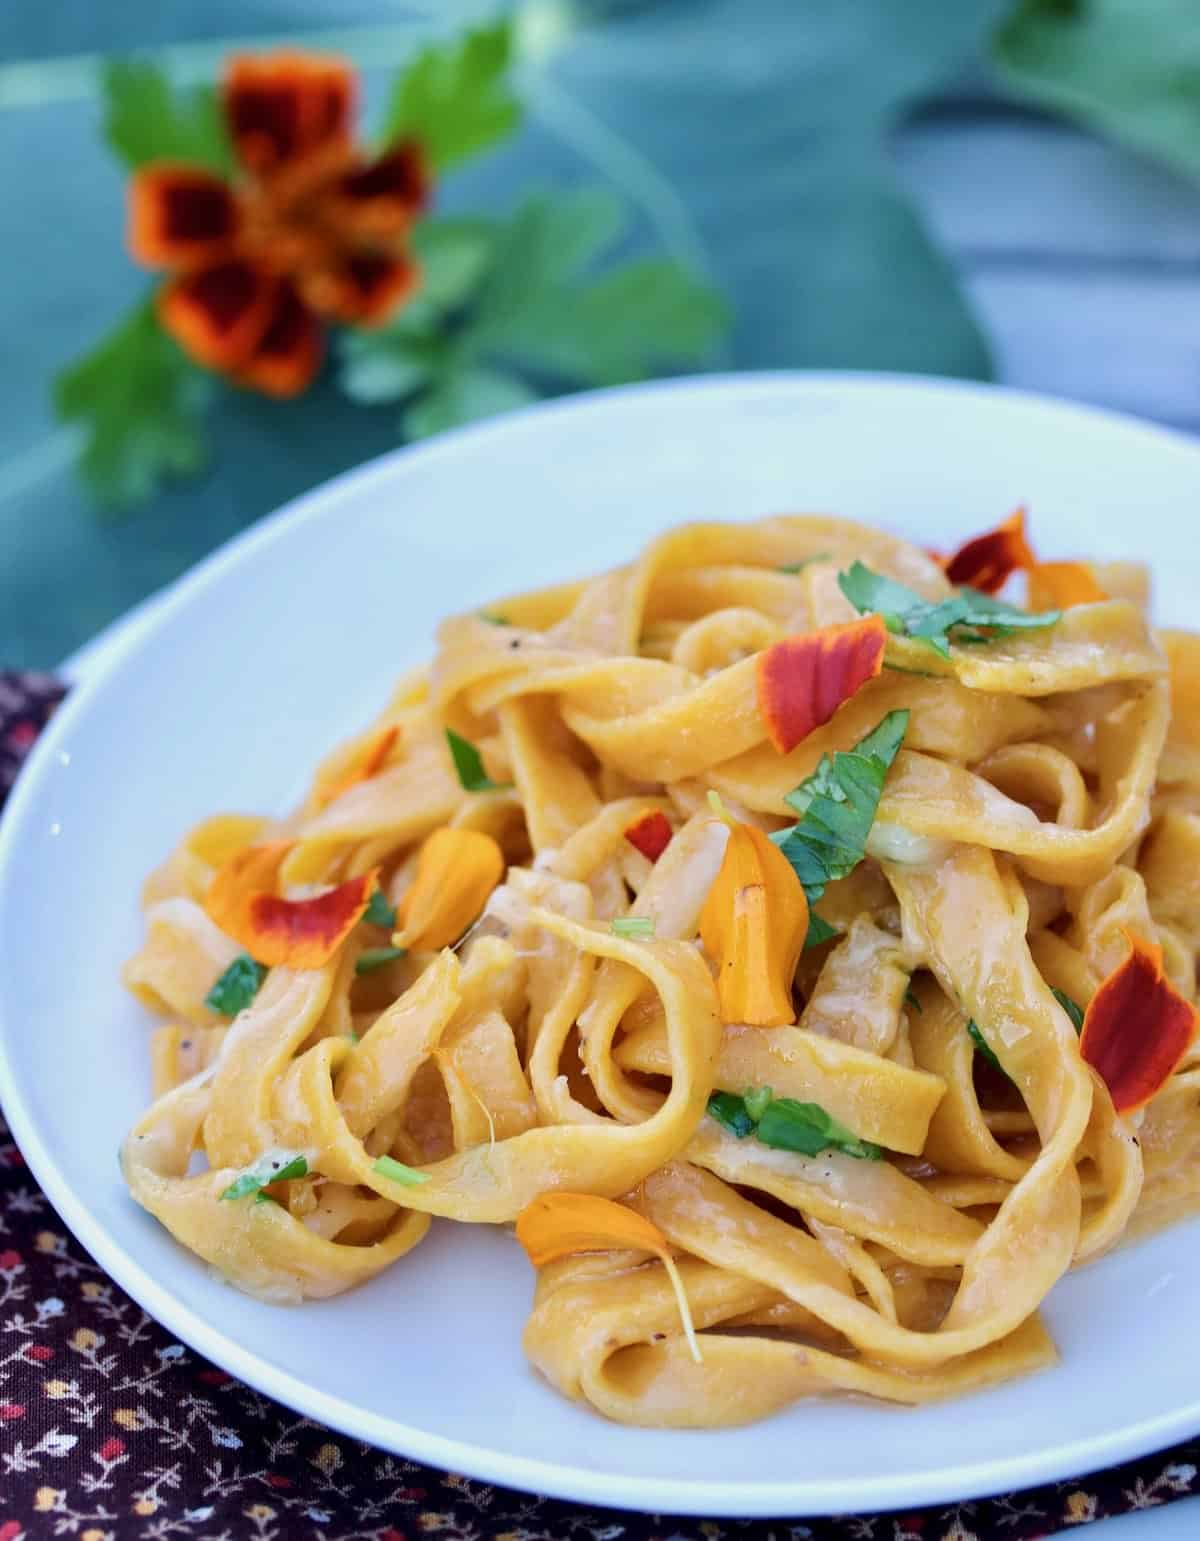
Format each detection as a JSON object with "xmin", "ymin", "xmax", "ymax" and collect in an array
[
  {"xmin": 405, "ymin": 366, "xmax": 537, "ymax": 440},
  {"xmin": 772, "ymin": 710, "xmax": 910, "ymax": 922},
  {"xmin": 1052, "ymin": 987, "xmax": 1086, "ymax": 1034},
  {"xmin": 967, "ymin": 1019, "xmax": 1005, "ymax": 1074},
  {"xmin": 706, "ymin": 1091, "xmax": 756, "ymax": 1138},
  {"xmin": 708, "ymin": 1089, "xmax": 880, "ymax": 1160},
  {"xmin": 372, "ymin": 1154, "xmax": 430, "ymax": 1187},
  {"xmin": 904, "ymin": 982, "xmax": 923, "ymax": 1015},
  {"xmin": 611, "ymin": 916, "xmax": 655, "ymax": 939},
  {"xmin": 378, "ymin": 21, "xmax": 521, "ymax": 171},
  {"xmin": 743, "ymin": 1085, "xmax": 774, "ymax": 1123},
  {"xmin": 838, "ymin": 562, "xmax": 1060, "ymax": 659},
  {"xmin": 757, "ymin": 1097, "xmax": 883, "ymax": 1161},
  {"xmin": 478, "ymin": 610, "xmax": 510, "ymax": 626},
  {"xmin": 54, "ymin": 298, "xmax": 213, "ymax": 510},
  {"xmin": 356, "ymin": 947, "xmax": 406, "ymax": 976},
  {"xmin": 778, "ymin": 553, "xmax": 831, "ymax": 574},
  {"xmin": 445, "ymin": 727, "xmax": 512, "ymax": 792},
  {"xmin": 102, "ymin": 59, "xmax": 233, "ymax": 174},
  {"xmin": 364, "ymin": 890, "xmax": 397, "ymax": 930},
  {"xmin": 219, "ymin": 1150, "xmax": 308, "ymax": 1202},
  {"xmin": 805, "ymin": 913, "xmax": 841, "ymax": 948},
  {"xmin": 204, "ymin": 954, "xmax": 266, "ymax": 1016}
]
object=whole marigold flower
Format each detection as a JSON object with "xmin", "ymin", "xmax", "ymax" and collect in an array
[{"xmin": 127, "ymin": 51, "xmax": 428, "ymax": 396}]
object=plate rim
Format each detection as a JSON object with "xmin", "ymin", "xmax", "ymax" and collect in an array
[{"xmin": 4, "ymin": 368, "xmax": 1200, "ymax": 1518}]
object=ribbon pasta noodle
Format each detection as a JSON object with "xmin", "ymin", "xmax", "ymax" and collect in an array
[{"xmin": 121, "ymin": 513, "xmax": 1200, "ymax": 1427}]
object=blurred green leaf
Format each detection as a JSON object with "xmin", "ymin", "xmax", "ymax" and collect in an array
[
  {"xmin": 102, "ymin": 59, "xmax": 233, "ymax": 174},
  {"xmin": 404, "ymin": 367, "xmax": 537, "ymax": 439},
  {"xmin": 378, "ymin": 20, "xmax": 522, "ymax": 171},
  {"xmin": 410, "ymin": 217, "xmax": 499, "ymax": 310},
  {"xmin": 54, "ymin": 298, "xmax": 213, "ymax": 511},
  {"xmin": 994, "ymin": 0, "xmax": 1200, "ymax": 183}
]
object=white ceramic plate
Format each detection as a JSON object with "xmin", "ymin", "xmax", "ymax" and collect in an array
[{"xmin": 3, "ymin": 374, "xmax": 1199, "ymax": 1519}]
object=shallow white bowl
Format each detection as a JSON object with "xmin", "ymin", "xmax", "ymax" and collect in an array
[{"xmin": 3, "ymin": 373, "xmax": 1199, "ymax": 1518}]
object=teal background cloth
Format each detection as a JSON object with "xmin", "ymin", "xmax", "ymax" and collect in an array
[{"xmin": 3, "ymin": 0, "xmax": 1011, "ymax": 667}]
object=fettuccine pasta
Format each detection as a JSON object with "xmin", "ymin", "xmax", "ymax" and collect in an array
[{"xmin": 121, "ymin": 512, "xmax": 1200, "ymax": 1427}]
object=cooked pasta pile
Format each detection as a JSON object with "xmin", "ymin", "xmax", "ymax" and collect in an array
[{"xmin": 121, "ymin": 513, "xmax": 1200, "ymax": 1427}]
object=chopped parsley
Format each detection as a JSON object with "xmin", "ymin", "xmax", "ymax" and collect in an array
[
  {"xmin": 372, "ymin": 1154, "xmax": 430, "ymax": 1186},
  {"xmin": 838, "ymin": 561, "xmax": 1060, "ymax": 659},
  {"xmin": 219, "ymin": 1150, "xmax": 308, "ymax": 1202},
  {"xmin": 204, "ymin": 954, "xmax": 266, "ymax": 1016},
  {"xmin": 1053, "ymin": 987, "xmax": 1085, "ymax": 1034},
  {"xmin": 772, "ymin": 709, "xmax": 909, "ymax": 946},
  {"xmin": 356, "ymin": 946, "xmax": 406, "ymax": 975},
  {"xmin": 777, "ymin": 553, "xmax": 831, "ymax": 574},
  {"xmin": 967, "ymin": 1019, "xmax": 1005, "ymax": 1074},
  {"xmin": 478, "ymin": 609, "xmax": 510, "ymax": 625},
  {"xmin": 707, "ymin": 1086, "xmax": 881, "ymax": 1161},
  {"xmin": 611, "ymin": 916, "xmax": 655, "ymax": 939},
  {"xmin": 364, "ymin": 889, "xmax": 397, "ymax": 929},
  {"xmin": 445, "ymin": 727, "xmax": 513, "ymax": 793}
]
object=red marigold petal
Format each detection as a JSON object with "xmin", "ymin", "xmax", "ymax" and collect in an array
[
  {"xmin": 127, "ymin": 165, "xmax": 239, "ymax": 269},
  {"xmin": 624, "ymin": 810, "xmax": 673, "ymax": 863},
  {"xmin": 224, "ymin": 51, "xmax": 355, "ymax": 178},
  {"xmin": 233, "ymin": 280, "xmax": 323, "ymax": 398},
  {"xmin": 1079, "ymin": 930, "xmax": 1197, "ymax": 1114},
  {"xmin": 247, "ymin": 870, "xmax": 377, "ymax": 969},
  {"xmin": 756, "ymin": 615, "xmax": 887, "ymax": 755},
  {"xmin": 943, "ymin": 507, "xmax": 1036, "ymax": 594},
  {"xmin": 158, "ymin": 259, "xmax": 277, "ymax": 372},
  {"xmin": 322, "ymin": 142, "xmax": 430, "ymax": 239},
  {"xmin": 299, "ymin": 251, "xmax": 419, "ymax": 327}
]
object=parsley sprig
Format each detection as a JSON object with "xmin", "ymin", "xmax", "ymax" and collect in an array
[
  {"xmin": 445, "ymin": 728, "xmax": 512, "ymax": 792},
  {"xmin": 338, "ymin": 188, "xmax": 727, "ymax": 439},
  {"xmin": 219, "ymin": 1149, "xmax": 308, "ymax": 1202},
  {"xmin": 204, "ymin": 953, "xmax": 266, "ymax": 1016},
  {"xmin": 771, "ymin": 709, "xmax": 909, "ymax": 946},
  {"xmin": 708, "ymin": 1087, "xmax": 882, "ymax": 1161},
  {"xmin": 838, "ymin": 562, "xmax": 1060, "ymax": 659}
]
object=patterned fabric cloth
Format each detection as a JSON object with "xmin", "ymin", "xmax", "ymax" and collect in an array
[{"xmin": 1, "ymin": 671, "xmax": 1198, "ymax": 1541}]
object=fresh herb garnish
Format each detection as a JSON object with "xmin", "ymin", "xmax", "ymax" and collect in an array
[
  {"xmin": 967, "ymin": 1019, "xmax": 1005, "ymax": 1074},
  {"xmin": 204, "ymin": 953, "xmax": 266, "ymax": 1016},
  {"xmin": 778, "ymin": 553, "xmax": 831, "ymax": 574},
  {"xmin": 838, "ymin": 562, "xmax": 1060, "ymax": 659},
  {"xmin": 219, "ymin": 1150, "xmax": 307, "ymax": 1202},
  {"xmin": 1052, "ymin": 987, "xmax": 1086, "ymax": 1034},
  {"xmin": 611, "ymin": 916, "xmax": 656, "ymax": 939},
  {"xmin": 372, "ymin": 1154, "xmax": 430, "ymax": 1187},
  {"xmin": 478, "ymin": 610, "xmax": 510, "ymax": 625},
  {"xmin": 356, "ymin": 947, "xmax": 406, "ymax": 976},
  {"xmin": 707, "ymin": 1090, "xmax": 756, "ymax": 1138},
  {"xmin": 445, "ymin": 727, "xmax": 513, "ymax": 793},
  {"xmin": 904, "ymin": 982, "xmax": 923, "ymax": 1014},
  {"xmin": 364, "ymin": 889, "xmax": 397, "ymax": 929},
  {"xmin": 772, "ymin": 709, "xmax": 909, "ymax": 945},
  {"xmin": 707, "ymin": 1087, "xmax": 881, "ymax": 1161}
]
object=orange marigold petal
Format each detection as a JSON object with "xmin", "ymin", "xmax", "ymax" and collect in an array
[
  {"xmin": 224, "ymin": 51, "xmax": 355, "ymax": 178},
  {"xmin": 516, "ymin": 1192, "xmax": 669, "ymax": 1267},
  {"xmin": 158, "ymin": 259, "xmax": 277, "ymax": 372},
  {"xmin": 624, "ymin": 810, "xmax": 673, "ymax": 863},
  {"xmin": 321, "ymin": 141, "xmax": 429, "ymax": 239},
  {"xmin": 1027, "ymin": 561, "xmax": 1108, "ymax": 610},
  {"xmin": 299, "ymin": 251, "xmax": 419, "ymax": 327},
  {"xmin": 1079, "ymin": 930, "xmax": 1197, "ymax": 1114},
  {"xmin": 127, "ymin": 165, "xmax": 239, "ymax": 269},
  {"xmin": 232, "ymin": 280, "xmax": 323, "ymax": 398},
  {"xmin": 756, "ymin": 615, "xmax": 886, "ymax": 755},
  {"xmin": 313, "ymin": 725, "xmax": 400, "ymax": 811},
  {"xmin": 943, "ymin": 507, "xmax": 1036, "ymax": 594},
  {"xmin": 204, "ymin": 841, "xmax": 377, "ymax": 968},
  {"xmin": 699, "ymin": 817, "xmax": 809, "ymax": 1027}
]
